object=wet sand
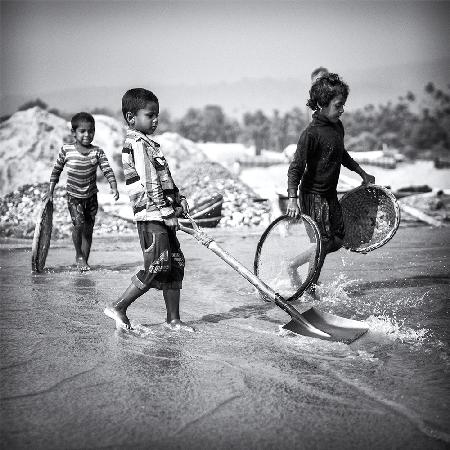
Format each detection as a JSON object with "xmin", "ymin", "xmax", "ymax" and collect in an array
[{"xmin": 1, "ymin": 226, "xmax": 449, "ymax": 449}]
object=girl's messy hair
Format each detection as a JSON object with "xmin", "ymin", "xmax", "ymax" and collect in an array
[{"xmin": 307, "ymin": 73, "xmax": 349, "ymax": 111}]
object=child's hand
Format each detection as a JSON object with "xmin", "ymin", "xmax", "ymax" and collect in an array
[
  {"xmin": 361, "ymin": 172, "xmax": 375, "ymax": 185},
  {"xmin": 180, "ymin": 198, "xmax": 190, "ymax": 216},
  {"xmin": 164, "ymin": 216, "xmax": 179, "ymax": 231},
  {"xmin": 44, "ymin": 190, "xmax": 54, "ymax": 203},
  {"xmin": 286, "ymin": 198, "xmax": 300, "ymax": 218},
  {"xmin": 111, "ymin": 188, "xmax": 120, "ymax": 201},
  {"xmin": 45, "ymin": 182, "xmax": 56, "ymax": 202},
  {"xmin": 174, "ymin": 206, "xmax": 184, "ymax": 217}
]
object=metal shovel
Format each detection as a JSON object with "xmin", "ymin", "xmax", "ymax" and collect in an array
[{"xmin": 180, "ymin": 216, "xmax": 368, "ymax": 343}]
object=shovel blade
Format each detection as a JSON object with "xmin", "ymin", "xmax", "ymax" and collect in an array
[{"xmin": 283, "ymin": 307, "xmax": 368, "ymax": 343}]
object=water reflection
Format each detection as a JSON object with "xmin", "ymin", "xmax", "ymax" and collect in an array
[
  {"xmin": 72, "ymin": 273, "xmax": 97, "ymax": 289},
  {"xmin": 199, "ymin": 303, "xmax": 274, "ymax": 324},
  {"xmin": 107, "ymin": 324, "xmax": 191, "ymax": 379}
]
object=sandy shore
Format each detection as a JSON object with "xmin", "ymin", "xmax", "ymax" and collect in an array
[{"xmin": 0, "ymin": 226, "xmax": 449, "ymax": 449}]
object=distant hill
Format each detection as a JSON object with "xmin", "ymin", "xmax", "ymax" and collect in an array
[{"xmin": 1, "ymin": 58, "xmax": 449, "ymax": 118}]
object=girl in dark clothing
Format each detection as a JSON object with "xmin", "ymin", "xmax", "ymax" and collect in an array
[{"xmin": 286, "ymin": 73, "xmax": 375, "ymax": 294}]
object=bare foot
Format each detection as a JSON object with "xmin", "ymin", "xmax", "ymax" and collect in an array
[
  {"xmin": 76, "ymin": 257, "xmax": 91, "ymax": 272},
  {"xmin": 164, "ymin": 319, "xmax": 195, "ymax": 332},
  {"xmin": 103, "ymin": 306, "xmax": 133, "ymax": 330}
]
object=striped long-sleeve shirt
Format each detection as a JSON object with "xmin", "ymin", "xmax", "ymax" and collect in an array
[
  {"xmin": 50, "ymin": 144, "xmax": 117, "ymax": 198},
  {"xmin": 122, "ymin": 129, "xmax": 184, "ymax": 222}
]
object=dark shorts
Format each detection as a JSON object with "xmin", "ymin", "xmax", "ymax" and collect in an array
[
  {"xmin": 300, "ymin": 191, "xmax": 344, "ymax": 253},
  {"xmin": 132, "ymin": 221, "xmax": 185, "ymax": 291},
  {"xmin": 67, "ymin": 194, "xmax": 98, "ymax": 228}
]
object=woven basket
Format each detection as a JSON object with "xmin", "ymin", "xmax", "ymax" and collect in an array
[
  {"xmin": 340, "ymin": 185, "xmax": 400, "ymax": 253},
  {"xmin": 31, "ymin": 199, "xmax": 53, "ymax": 272}
]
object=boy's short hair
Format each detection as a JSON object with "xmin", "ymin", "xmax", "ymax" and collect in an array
[
  {"xmin": 122, "ymin": 88, "xmax": 159, "ymax": 120},
  {"xmin": 307, "ymin": 73, "xmax": 349, "ymax": 111},
  {"xmin": 71, "ymin": 112, "xmax": 95, "ymax": 130},
  {"xmin": 311, "ymin": 66, "xmax": 329, "ymax": 82}
]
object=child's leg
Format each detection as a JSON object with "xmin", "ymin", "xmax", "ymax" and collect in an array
[
  {"xmin": 299, "ymin": 192, "xmax": 330, "ymax": 295},
  {"xmin": 72, "ymin": 224, "xmax": 88, "ymax": 266},
  {"xmin": 163, "ymin": 288, "xmax": 180, "ymax": 322},
  {"xmin": 307, "ymin": 194, "xmax": 345, "ymax": 293},
  {"xmin": 307, "ymin": 235, "xmax": 343, "ymax": 294},
  {"xmin": 67, "ymin": 195, "xmax": 90, "ymax": 270},
  {"xmin": 104, "ymin": 283, "xmax": 145, "ymax": 330},
  {"xmin": 287, "ymin": 244, "xmax": 316, "ymax": 287},
  {"xmin": 163, "ymin": 289, "xmax": 194, "ymax": 332},
  {"xmin": 81, "ymin": 195, "xmax": 98, "ymax": 264},
  {"xmin": 104, "ymin": 221, "xmax": 166, "ymax": 330},
  {"xmin": 307, "ymin": 246, "xmax": 327, "ymax": 294},
  {"xmin": 81, "ymin": 222, "xmax": 94, "ymax": 263},
  {"xmin": 159, "ymin": 226, "xmax": 193, "ymax": 331}
]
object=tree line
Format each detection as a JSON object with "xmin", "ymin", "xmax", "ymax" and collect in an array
[
  {"xmin": 344, "ymin": 82, "xmax": 450, "ymax": 159},
  {"xmin": 163, "ymin": 82, "xmax": 449, "ymax": 159},
  {"xmin": 6, "ymin": 82, "xmax": 449, "ymax": 160},
  {"xmin": 157, "ymin": 105, "xmax": 308, "ymax": 156}
]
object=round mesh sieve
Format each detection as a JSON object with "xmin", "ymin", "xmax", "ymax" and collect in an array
[
  {"xmin": 340, "ymin": 185, "xmax": 400, "ymax": 253},
  {"xmin": 254, "ymin": 215, "xmax": 322, "ymax": 302},
  {"xmin": 32, "ymin": 199, "xmax": 53, "ymax": 273}
]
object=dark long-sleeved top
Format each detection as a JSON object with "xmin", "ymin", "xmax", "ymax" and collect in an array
[{"xmin": 287, "ymin": 113, "xmax": 359, "ymax": 197}]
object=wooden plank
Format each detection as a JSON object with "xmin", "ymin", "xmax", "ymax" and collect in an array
[{"xmin": 399, "ymin": 203, "xmax": 444, "ymax": 227}]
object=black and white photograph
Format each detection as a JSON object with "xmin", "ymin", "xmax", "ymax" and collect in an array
[{"xmin": 1, "ymin": 0, "xmax": 449, "ymax": 448}]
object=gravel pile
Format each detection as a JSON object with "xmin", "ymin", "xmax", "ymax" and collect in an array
[
  {"xmin": 0, "ymin": 107, "xmax": 274, "ymax": 237},
  {"xmin": 176, "ymin": 161, "xmax": 271, "ymax": 228},
  {"xmin": 0, "ymin": 161, "xmax": 273, "ymax": 239},
  {"xmin": 0, "ymin": 183, "xmax": 135, "ymax": 239}
]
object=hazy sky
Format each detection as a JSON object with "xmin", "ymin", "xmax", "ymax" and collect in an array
[{"xmin": 1, "ymin": 0, "xmax": 449, "ymax": 94}]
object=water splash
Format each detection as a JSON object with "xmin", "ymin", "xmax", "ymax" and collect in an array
[
  {"xmin": 365, "ymin": 314, "xmax": 429, "ymax": 344},
  {"xmin": 126, "ymin": 322, "xmax": 155, "ymax": 338},
  {"xmin": 288, "ymin": 274, "xmax": 443, "ymax": 352},
  {"xmin": 277, "ymin": 325, "xmax": 380, "ymax": 364},
  {"xmin": 315, "ymin": 273, "xmax": 360, "ymax": 305},
  {"xmin": 340, "ymin": 249, "xmax": 355, "ymax": 267}
]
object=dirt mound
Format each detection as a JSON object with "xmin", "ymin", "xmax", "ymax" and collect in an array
[
  {"xmin": 0, "ymin": 107, "xmax": 124, "ymax": 195},
  {"xmin": 0, "ymin": 107, "xmax": 72, "ymax": 196}
]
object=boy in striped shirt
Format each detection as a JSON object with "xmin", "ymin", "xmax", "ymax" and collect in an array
[
  {"xmin": 104, "ymin": 88, "xmax": 193, "ymax": 332},
  {"xmin": 48, "ymin": 112, "xmax": 119, "ymax": 271}
]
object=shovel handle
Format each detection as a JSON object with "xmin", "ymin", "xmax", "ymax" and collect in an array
[{"xmin": 183, "ymin": 213, "xmax": 201, "ymax": 231}]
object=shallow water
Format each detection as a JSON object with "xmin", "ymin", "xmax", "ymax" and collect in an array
[{"xmin": 0, "ymin": 227, "xmax": 449, "ymax": 449}]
